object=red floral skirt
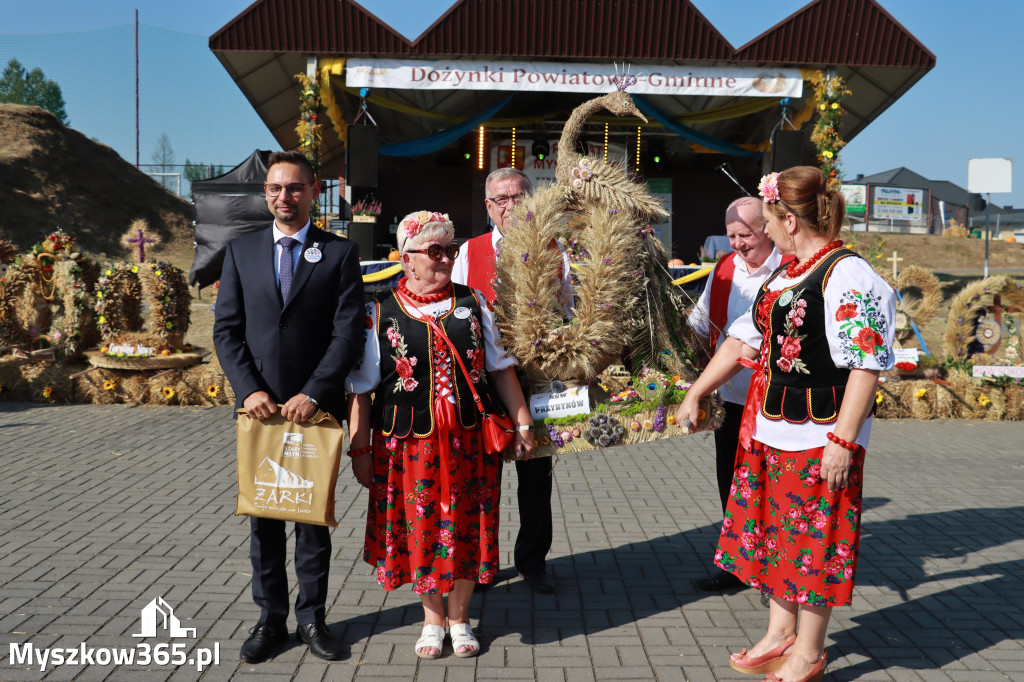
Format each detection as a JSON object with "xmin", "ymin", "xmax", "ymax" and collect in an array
[
  {"xmin": 364, "ymin": 427, "xmax": 501, "ymax": 594},
  {"xmin": 715, "ymin": 438, "xmax": 865, "ymax": 607}
]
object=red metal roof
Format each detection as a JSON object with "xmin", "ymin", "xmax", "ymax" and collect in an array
[
  {"xmin": 211, "ymin": 0, "xmax": 933, "ymax": 69},
  {"xmin": 409, "ymin": 0, "xmax": 735, "ymax": 60},
  {"xmin": 211, "ymin": 0, "xmax": 733, "ymax": 62},
  {"xmin": 733, "ymin": 0, "xmax": 935, "ymax": 68},
  {"xmin": 210, "ymin": 0, "xmax": 412, "ymax": 54}
]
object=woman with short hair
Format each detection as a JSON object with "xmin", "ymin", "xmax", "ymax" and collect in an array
[{"xmin": 347, "ymin": 211, "xmax": 535, "ymax": 659}]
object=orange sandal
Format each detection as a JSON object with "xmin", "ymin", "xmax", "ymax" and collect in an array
[
  {"xmin": 764, "ymin": 651, "xmax": 827, "ymax": 682},
  {"xmin": 728, "ymin": 636, "xmax": 797, "ymax": 674}
]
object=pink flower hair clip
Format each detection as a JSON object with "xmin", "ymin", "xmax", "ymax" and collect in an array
[
  {"xmin": 403, "ymin": 210, "xmax": 452, "ymax": 238},
  {"xmin": 758, "ymin": 173, "xmax": 781, "ymax": 203}
]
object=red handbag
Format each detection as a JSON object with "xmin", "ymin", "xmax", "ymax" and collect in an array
[{"xmin": 396, "ymin": 291, "xmax": 516, "ymax": 454}]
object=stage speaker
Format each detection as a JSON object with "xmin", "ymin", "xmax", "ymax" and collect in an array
[
  {"xmin": 771, "ymin": 130, "xmax": 809, "ymax": 172},
  {"xmin": 347, "ymin": 124, "xmax": 379, "ymax": 187},
  {"xmin": 347, "ymin": 221, "xmax": 376, "ymax": 260}
]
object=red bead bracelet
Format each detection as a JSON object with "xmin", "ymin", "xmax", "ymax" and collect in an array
[
  {"xmin": 347, "ymin": 445, "xmax": 373, "ymax": 457},
  {"xmin": 826, "ymin": 431, "xmax": 862, "ymax": 453}
]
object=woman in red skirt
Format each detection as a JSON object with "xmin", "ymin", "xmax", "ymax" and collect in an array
[
  {"xmin": 347, "ymin": 211, "xmax": 535, "ymax": 659},
  {"xmin": 677, "ymin": 167, "xmax": 895, "ymax": 682}
]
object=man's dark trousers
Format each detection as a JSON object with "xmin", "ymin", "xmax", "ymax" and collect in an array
[
  {"xmin": 513, "ymin": 457, "xmax": 553, "ymax": 575},
  {"xmin": 714, "ymin": 401, "xmax": 745, "ymax": 513},
  {"xmin": 250, "ymin": 518, "xmax": 331, "ymax": 625}
]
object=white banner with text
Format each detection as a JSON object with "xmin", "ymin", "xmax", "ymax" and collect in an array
[{"xmin": 347, "ymin": 59, "xmax": 804, "ymax": 97}]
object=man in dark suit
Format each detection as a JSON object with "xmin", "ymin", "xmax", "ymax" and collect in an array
[{"xmin": 213, "ymin": 150, "xmax": 365, "ymax": 663}]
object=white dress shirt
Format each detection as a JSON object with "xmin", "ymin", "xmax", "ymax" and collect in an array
[
  {"xmin": 271, "ymin": 220, "xmax": 311, "ymax": 287},
  {"xmin": 687, "ymin": 248, "xmax": 784, "ymax": 404}
]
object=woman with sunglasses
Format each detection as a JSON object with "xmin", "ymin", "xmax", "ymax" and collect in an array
[{"xmin": 346, "ymin": 211, "xmax": 535, "ymax": 659}]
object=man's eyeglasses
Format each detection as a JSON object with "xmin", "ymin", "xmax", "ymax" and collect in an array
[
  {"xmin": 265, "ymin": 182, "xmax": 312, "ymax": 197},
  {"xmin": 405, "ymin": 243, "xmax": 460, "ymax": 261},
  {"xmin": 486, "ymin": 194, "xmax": 524, "ymax": 207}
]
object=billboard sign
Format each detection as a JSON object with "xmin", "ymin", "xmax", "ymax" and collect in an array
[{"xmin": 871, "ymin": 186, "xmax": 924, "ymax": 220}]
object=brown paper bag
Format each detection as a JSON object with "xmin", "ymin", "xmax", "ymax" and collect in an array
[{"xmin": 235, "ymin": 408, "xmax": 345, "ymax": 527}]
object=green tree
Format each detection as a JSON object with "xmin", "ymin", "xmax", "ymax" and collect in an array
[
  {"xmin": 184, "ymin": 159, "xmax": 225, "ymax": 197},
  {"xmin": 184, "ymin": 159, "xmax": 216, "ymax": 183},
  {"xmin": 0, "ymin": 58, "xmax": 69, "ymax": 125}
]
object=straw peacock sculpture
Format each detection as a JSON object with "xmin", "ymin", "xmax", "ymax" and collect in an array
[
  {"xmin": 555, "ymin": 82, "xmax": 670, "ymax": 224},
  {"xmin": 493, "ymin": 74, "xmax": 701, "ymax": 388}
]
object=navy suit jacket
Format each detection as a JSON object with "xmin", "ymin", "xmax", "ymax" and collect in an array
[{"xmin": 213, "ymin": 225, "xmax": 365, "ymax": 418}]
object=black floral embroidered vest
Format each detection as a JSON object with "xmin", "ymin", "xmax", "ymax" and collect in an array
[
  {"xmin": 752, "ymin": 247, "xmax": 861, "ymax": 424},
  {"xmin": 371, "ymin": 284, "xmax": 507, "ymax": 438}
]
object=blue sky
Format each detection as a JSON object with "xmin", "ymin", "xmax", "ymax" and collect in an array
[{"xmin": 2, "ymin": 0, "xmax": 1021, "ymax": 209}]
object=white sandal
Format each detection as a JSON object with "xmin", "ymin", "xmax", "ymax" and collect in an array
[
  {"xmin": 449, "ymin": 622, "xmax": 479, "ymax": 658},
  {"xmin": 415, "ymin": 623, "xmax": 445, "ymax": 659}
]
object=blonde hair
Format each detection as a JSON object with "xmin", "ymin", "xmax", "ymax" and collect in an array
[
  {"xmin": 766, "ymin": 166, "xmax": 845, "ymax": 241},
  {"xmin": 396, "ymin": 210, "xmax": 455, "ymax": 253}
]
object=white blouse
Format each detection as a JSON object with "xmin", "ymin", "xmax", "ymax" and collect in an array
[
  {"xmin": 687, "ymin": 248, "xmax": 785, "ymax": 405},
  {"xmin": 727, "ymin": 255, "xmax": 896, "ymax": 451},
  {"xmin": 345, "ymin": 290, "xmax": 517, "ymax": 396}
]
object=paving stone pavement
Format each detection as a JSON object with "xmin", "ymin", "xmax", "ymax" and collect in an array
[{"xmin": 1, "ymin": 403, "xmax": 1022, "ymax": 681}]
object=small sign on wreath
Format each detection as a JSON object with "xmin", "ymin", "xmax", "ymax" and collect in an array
[{"xmin": 529, "ymin": 385, "xmax": 591, "ymax": 420}]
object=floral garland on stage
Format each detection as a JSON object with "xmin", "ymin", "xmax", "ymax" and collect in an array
[
  {"xmin": 294, "ymin": 72, "xmax": 322, "ymax": 220},
  {"xmin": 808, "ymin": 72, "xmax": 851, "ymax": 190}
]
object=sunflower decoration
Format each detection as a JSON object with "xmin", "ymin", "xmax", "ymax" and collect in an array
[
  {"xmin": 808, "ymin": 71, "xmax": 851, "ymax": 190},
  {"xmin": 293, "ymin": 72, "xmax": 322, "ymax": 219},
  {"xmin": 42, "ymin": 385, "xmax": 54, "ymax": 400},
  {"xmin": 206, "ymin": 384, "xmax": 220, "ymax": 398},
  {"xmin": 103, "ymin": 379, "xmax": 117, "ymax": 391},
  {"xmin": 161, "ymin": 386, "xmax": 175, "ymax": 399}
]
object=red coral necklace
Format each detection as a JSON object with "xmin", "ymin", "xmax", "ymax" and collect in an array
[
  {"xmin": 785, "ymin": 240, "xmax": 844, "ymax": 278},
  {"xmin": 398, "ymin": 276, "xmax": 452, "ymax": 303}
]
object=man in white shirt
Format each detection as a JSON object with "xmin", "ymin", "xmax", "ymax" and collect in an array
[{"xmin": 687, "ymin": 196, "xmax": 785, "ymax": 591}]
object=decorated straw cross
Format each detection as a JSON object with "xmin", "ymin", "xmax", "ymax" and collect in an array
[
  {"xmin": 887, "ymin": 250, "xmax": 903, "ymax": 280},
  {"xmin": 120, "ymin": 219, "xmax": 161, "ymax": 263}
]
